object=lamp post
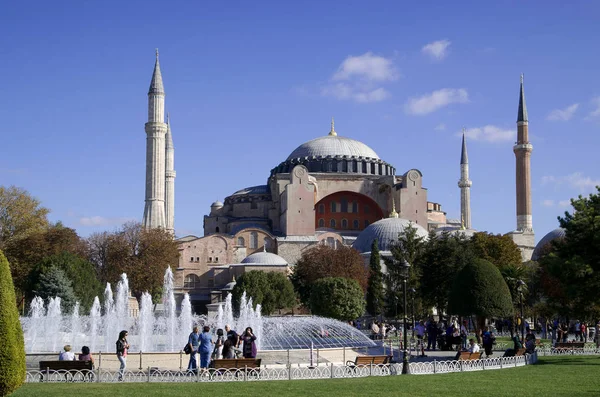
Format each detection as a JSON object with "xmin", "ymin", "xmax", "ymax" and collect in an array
[
  {"xmin": 517, "ymin": 279, "xmax": 526, "ymax": 342},
  {"xmin": 409, "ymin": 288, "xmax": 416, "ymax": 338},
  {"xmin": 400, "ymin": 259, "xmax": 411, "ymax": 375}
]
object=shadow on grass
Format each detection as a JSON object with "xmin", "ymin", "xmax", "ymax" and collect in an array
[{"xmin": 537, "ymin": 357, "xmax": 600, "ymax": 366}]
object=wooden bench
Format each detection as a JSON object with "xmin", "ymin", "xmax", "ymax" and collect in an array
[
  {"xmin": 209, "ymin": 358, "xmax": 261, "ymax": 376},
  {"xmin": 457, "ymin": 351, "xmax": 483, "ymax": 361},
  {"xmin": 39, "ymin": 361, "xmax": 93, "ymax": 382},
  {"xmin": 346, "ymin": 355, "xmax": 391, "ymax": 366},
  {"xmin": 555, "ymin": 342, "xmax": 585, "ymax": 349}
]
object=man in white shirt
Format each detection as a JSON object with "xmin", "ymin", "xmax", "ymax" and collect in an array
[{"xmin": 468, "ymin": 338, "xmax": 480, "ymax": 353}]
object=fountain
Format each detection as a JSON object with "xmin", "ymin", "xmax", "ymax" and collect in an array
[{"xmin": 20, "ymin": 267, "xmax": 375, "ymax": 353}]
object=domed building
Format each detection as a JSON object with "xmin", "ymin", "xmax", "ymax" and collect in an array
[{"xmin": 531, "ymin": 227, "xmax": 566, "ymax": 261}]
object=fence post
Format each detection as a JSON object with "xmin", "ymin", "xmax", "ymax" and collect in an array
[
  {"xmin": 433, "ymin": 360, "xmax": 436, "ymax": 374},
  {"xmin": 330, "ymin": 362, "xmax": 334, "ymax": 378},
  {"xmin": 147, "ymin": 366, "xmax": 150, "ymax": 382},
  {"xmin": 96, "ymin": 368, "xmax": 100, "ymax": 383},
  {"xmin": 287, "ymin": 349, "xmax": 290, "ymax": 366},
  {"xmin": 500, "ymin": 358, "xmax": 503, "ymax": 369},
  {"xmin": 460, "ymin": 361, "xmax": 464, "ymax": 372},
  {"xmin": 343, "ymin": 347, "xmax": 346, "ymax": 365},
  {"xmin": 316, "ymin": 348, "xmax": 319, "ymax": 366},
  {"xmin": 482, "ymin": 358, "xmax": 485, "ymax": 370},
  {"xmin": 46, "ymin": 367, "xmax": 49, "ymax": 382},
  {"xmin": 288, "ymin": 364, "xmax": 291, "ymax": 380},
  {"xmin": 179, "ymin": 351, "xmax": 183, "ymax": 370},
  {"xmin": 98, "ymin": 351, "xmax": 102, "ymax": 370},
  {"xmin": 139, "ymin": 351, "xmax": 143, "ymax": 370},
  {"xmin": 369, "ymin": 362, "xmax": 373, "ymax": 377},
  {"xmin": 244, "ymin": 365, "xmax": 248, "ymax": 382}
]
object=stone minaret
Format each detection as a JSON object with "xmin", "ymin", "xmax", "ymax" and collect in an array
[
  {"xmin": 165, "ymin": 113, "xmax": 176, "ymax": 234},
  {"xmin": 514, "ymin": 74, "xmax": 533, "ymax": 232},
  {"xmin": 509, "ymin": 74, "xmax": 535, "ymax": 261},
  {"xmin": 142, "ymin": 50, "xmax": 167, "ymax": 229},
  {"xmin": 458, "ymin": 129, "xmax": 472, "ymax": 229}
]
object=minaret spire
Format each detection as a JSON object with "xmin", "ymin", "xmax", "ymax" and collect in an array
[
  {"xmin": 517, "ymin": 73, "xmax": 528, "ymax": 123},
  {"xmin": 329, "ymin": 117, "xmax": 337, "ymax": 136},
  {"xmin": 143, "ymin": 50, "xmax": 167, "ymax": 229},
  {"xmin": 458, "ymin": 128, "xmax": 472, "ymax": 229},
  {"xmin": 514, "ymin": 74, "xmax": 533, "ymax": 232},
  {"xmin": 165, "ymin": 112, "xmax": 176, "ymax": 234}
]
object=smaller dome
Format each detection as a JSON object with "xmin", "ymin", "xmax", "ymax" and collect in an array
[
  {"xmin": 353, "ymin": 218, "xmax": 429, "ymax": 253},
  {"xmin": 211, "ymin": 201, "xmax": 224, "ymax": 208},
  {"xmin": 241, "ymin": 252, "xmax": 288, "ymax": 265},
  {"xmin": 532, "ymin": 228, "xmax": 566, "ymax": 261}
]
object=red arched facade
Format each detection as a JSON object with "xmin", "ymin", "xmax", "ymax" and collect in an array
[{"xmin": 315, "ymin": 191, "xmax": 384, "ymax": 232}]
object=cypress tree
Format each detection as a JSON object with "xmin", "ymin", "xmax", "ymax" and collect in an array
[
  {"xmin": 0, "ymin": 250, "xmax": 26, "ymax": 396},
  {"xmin": 366, "ymin": 239, "xmax": 385, "ymax": 318}
]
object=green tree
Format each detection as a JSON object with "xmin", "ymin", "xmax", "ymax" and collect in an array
[
  {"xmin": 385, "ymin": 223, "xmax": 426, "ymax": 318},
  {"xmin": 291, "ymin": 245, "xmax": 368, "ymax": 305},
  {"xmin": 33, "ymin": 267, "xmax": 77, "ymax": 312},
  {"xmin": 309, "ymin": 277, "xmax": 365, "ymax": 321},
  {"xmin": 366, "ymin": 239, "xmax": 385, "ymax": 317},
  {"xmin": 539, "ymin": 187, "xmax": 600, "ymax": 319},
  {"xmin": 469, "ymin": 232, "xmax": 523, "ymax": 268},
  {"xmin": 232, "ymin": 270, "xmax": 295, "ymax": 315},
  {"xmin": 448, "ymin": 258, "xmax": 514, "ymax": 327},
  {"xmin": 28, "ymin": 252, "xmax": 102, "ymax": 312},
  {"xmin": 0, "ymin": 186, "xmax": 49, "ymax": 250},
  {"xmin": 0, "ymin": 251, "xmax": 26, "ymax": 396},
  {"xmin": 420, "ymin": 231, "xmax": 474, "ymax": 315}
]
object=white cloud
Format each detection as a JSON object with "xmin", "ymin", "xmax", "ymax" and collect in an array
[
  {"xmin": 558, "ymin": 200, "xmax": 571, "ymax": 207},
  {"xmin": 322, "ymin": 52, "xmax": 398, "ymax": 103},
  {"xmin": 547, "ymin": 103, "xmax": 579, "ymax": 121},
  {"xmin": 541, "ymin": 199, "xmax": 555, "ymax": 207},
  {"xmin": 460, "ymin": 125, "xmax": 514, "ymax": 143},
  {"xmin": 587, "ymin": 96, "xmax": 600, "ymax": 119},
  {"xmin": 332, "ymin": 52, "xmax": 399, "ymax": 82},
  {"xmin": 434, "ymin": 123, "xmax": 446, "ymax": 131},
  {"xmin": 542, "ymin": 172, "xmax": 600, "ymax": 192},
  {"xmin": 78, "ymin": 216, "xmax": 134, "ymax": 227},
  {"xmin": 422, "ymin": 39, "xmax": 451, "ymax": 60},
  {"xmin": 405, "ymin": 88, "xmax": 468, "ymax": 115}
]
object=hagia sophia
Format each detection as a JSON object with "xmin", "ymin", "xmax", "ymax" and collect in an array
[{"xmin": 141, "ymin": 52, "xmax": 550, "ymax": 314}]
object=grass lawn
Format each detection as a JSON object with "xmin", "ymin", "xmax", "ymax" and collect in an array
[{"xmin": 11, "ymin": 356, "xmax": 600, "ymax": 397}]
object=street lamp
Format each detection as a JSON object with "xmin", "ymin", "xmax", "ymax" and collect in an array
[
  {"xmin": 517, "ymin": 279, "xmax": 526, "ymax": 342},
  {"xmin": 409, "ymin": 288, "xmax": 416, "ymax": 338},
  {"xmin": 400, "ymin": 259, "xmax": 411, "ymax": 375}
]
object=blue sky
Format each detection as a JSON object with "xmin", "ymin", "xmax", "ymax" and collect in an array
[{"xmin": 1, "ymin": 1, "xmax": 599, "ymax": 243}]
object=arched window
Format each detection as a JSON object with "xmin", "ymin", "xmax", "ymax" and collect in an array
[
  {"xmin": 341, "ymin": 199, "xmax": 348, "ymax": 213},
  {"xmin": 237, "ymin": 237, "xmax": 245, "ymax": 247},
  {"xmin": 319, "ymin": 204, "xmax": 325, "ymax": 214},
  {"xmin": 250, "ymin": 232, "xmax": 258, "ymax": 249},
  {"xmin": 341, "ymin": 219, "xmax": 348, "ymax": 229},
  {"xmin": 215, "ymin": 227, "xmax": 220, "ymax": 233},
  {"xmin": 330, "ymin": 202, "xmax": 337, "ymax": 213},
  {"xmin": 352, "ymin": 201, "xmax": 358, "ymax": 213},
  {"xmin": 184, "ymin": 274, "xmax": 200, "ymax": 289},
  {"xmin": 330, "ymin": 219, "xmax": 336, "ymax": 228},
  {"xmin": 318, "ymin": 218, "xmax": 325, "ymax": 228},
  {"xmin": 353, "ymin": 220, "xmax": 359, "ymax": 229}
]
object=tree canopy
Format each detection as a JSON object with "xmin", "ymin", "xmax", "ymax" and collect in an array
[
  {"xmin": 470, "ymin": 232, "xmax": 523, "ymax": 268},
  {"xmin": 0, "ymin": 251, "xmax": 26, "ymax": 396},
  {"xmin": 309, "ymin": 277, "xmax": 365, "ymax": 321},
  {"xmin": 291, "ymin": 245, "xmax": 367, "ymax": 305},
  {"xmin": 448, "ymin": 258, "xmax": 514, "ymax": 319},
  {"xmin": 0, "ymin": 186, "xmax": 49, "ymax": 250},
  {"xmin": 231, "ymin": 270, "xmax": 296, "ymax": 315}
]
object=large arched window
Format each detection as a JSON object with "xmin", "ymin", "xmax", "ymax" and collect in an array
[
  {"xmin": 237, "ymin": 237, "xmax": 245, "ymax": 247},
  {"xmin": 319, "ymin": 204, "xmax": 325, "ymax": 214},
  {"xmin": 250, "ymin": 232, "xmax": 258, "ymax": 249},
  {"xmin": 330, "ymin": 202, "xmax": 337, "ymax": 213},
  {"xmin": 318, "ymin": 218, "xmax": 325, "ymax": 228},
  {"xmin": 184, "ymin": 274, "xmax": 200, "ymax": 289},
  {"xmin": 341, "ymin": 199, "xmax": 348, "ymax": 213},
  {"xmin": 352, "ymin": 201, "xmax": 358, "ymax": 213}
]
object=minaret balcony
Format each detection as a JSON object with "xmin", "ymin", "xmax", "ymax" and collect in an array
[{"xmin": 513, "ymin": 143, "xmax": 533, "ymax": 152}]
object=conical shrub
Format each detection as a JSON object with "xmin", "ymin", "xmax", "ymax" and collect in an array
[{"xmin": 0, "ymin": 250, "xmax": 26, "ymax": 396}]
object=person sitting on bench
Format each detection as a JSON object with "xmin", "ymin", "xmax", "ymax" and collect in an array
[
  {"xmin": 59, "ymin": 345, "xmax": 75, "ymax": 361},
  {"xmin": 454, "ymin": 338, "xmax": 479, "ymax": 360}
]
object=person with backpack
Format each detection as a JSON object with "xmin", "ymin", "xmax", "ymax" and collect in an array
[
  {"xmin": 482, "ymin": 327, "xmax": 496, "ymax": 357},
  {"xmin": 187, "ymin": 326, "xmax": 200, "ymax": 373},
  {"xmin": 116, "ymin": 330, "xmax": 130, "ymax": 381}
]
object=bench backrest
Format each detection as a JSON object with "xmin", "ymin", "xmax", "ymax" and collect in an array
[
  {"xmin": 354, "ymin": 355, "xmax": 390, "ymax": 365},
  {"xmin": 458, "ymin": 351, "xmax": 482, "ymax": 361},
  {"xmin": 211, "ymin": 358, "xmax": 261, "ymax": 369},
  {"xmin": 39, "ymin": 361, "xmax": 93, "ymax": 371}
]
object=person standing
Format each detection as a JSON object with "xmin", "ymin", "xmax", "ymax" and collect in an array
[
  {"xmin": 225, "ymin": 325, "xmax": 239, "ymax": 348},
  {"xmin": 213, "ymin": 328, "xmax": 225, "ymax": 360},
  {"xmin": 199, "ymin": 326, "xmax": 214, "ymax": 370},
  {"xmin": 460, "ymin": 320, "xmax": 468, "ymax": 350},
  {"xmin": 240, "ymin": 327, "xmax": 257, "ymax": 358},
  {"xmin": 116, "ymin": 330, "xmax": 129, "ymax": 381},
  {"xmin": 187, "ymin": 326, "xmax": 200, "ymax": 373}
]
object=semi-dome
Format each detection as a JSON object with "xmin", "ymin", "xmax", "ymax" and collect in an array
[
  {"xmin": 532, "ymin": 227, "xmax": 566, "ymax": 261},
  {"xmin": 287, "ymin": 135, "xmax": 380, "ymax": 160},
  {"xmin": 241, "ymin": 252, "xmax": 288, "ymax": 265},
  {"xmin": 353, "ymin": 217, "xmax": 429, "ymax": 253}
]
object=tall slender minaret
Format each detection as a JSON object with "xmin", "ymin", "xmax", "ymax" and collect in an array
[
  {"xmin": 142, "ymin": 49, "xmax": 167, "ymax": 229},
  {"xmin": 458, "ymin": 129, "xmax": 472, "ymax": 229},
  {"xmin": 165, "ymin": 113, "xmax": 176, "ymax": 234},
  {"xmin": 514, "ymin": 74, "xmax": 533, "ymax": 232}
]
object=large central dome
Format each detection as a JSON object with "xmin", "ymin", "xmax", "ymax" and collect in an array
[{"xmin": 287, "ymin": 135, "xmax": 380, "ymax": 160}]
